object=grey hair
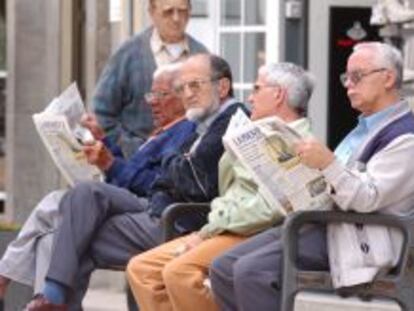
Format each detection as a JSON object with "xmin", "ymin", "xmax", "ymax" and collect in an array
[
  {"xmin": 153, "ymin": 62, "xmax": 183, "ymax": 84},
  {"xmin": 353, "ymin": 42, "xmax": 403, "ymax": 89},
  {"xmin": 259, "ymin": 63, "xmax": 315, "ymax": 116}
]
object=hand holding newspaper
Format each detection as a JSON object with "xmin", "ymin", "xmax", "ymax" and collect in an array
[
  {"xmin": 33, "ymin": 83, "xmax": 102, "ymax": 186},
  {"xmin": 223, "ymin": 109, "xmax": 332, "ymax": 215}
]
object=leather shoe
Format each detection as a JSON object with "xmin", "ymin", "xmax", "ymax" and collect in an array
[{"xmin": 24, "ymin": 294, "xmax": 67, "ymax": 311}]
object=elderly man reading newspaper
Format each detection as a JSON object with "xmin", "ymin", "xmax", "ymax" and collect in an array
[
  {"xmin": 126, "ymin": 62, "xmax": 319, "ymax": 311},
  {"xmin": 24, "ymin": 53, "xmax": 245, "ymax": 310},
  {"xmin": 210, "ymin": 41, "xmax": 414, "ymax": 311},
  {"xmin": 0, "ymin": 63, "xmax": 195, "ymax": 311}
]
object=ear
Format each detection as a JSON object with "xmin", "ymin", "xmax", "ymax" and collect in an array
[
  {"xmin": 273, "ymin": 86, "xmax": 286, "ymax": 105},
  {"xmin": 218, "ymin": 78, "xmax": 231, "ymax": 99},
  {"xmin": 384, "ymin": 70, "xmax": 397, "ymax": 89}
]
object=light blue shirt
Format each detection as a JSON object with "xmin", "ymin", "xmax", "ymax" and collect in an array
[{"xmin": 334, "ymin": 103, "xmax": 402, "ymax": 164}]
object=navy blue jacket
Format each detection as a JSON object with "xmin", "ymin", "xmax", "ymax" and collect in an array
[
  {"xmin": 148, "ymin": 102, "xmax": 248, "ymax": 222},
  {"xmin": 104, "ymin": 119, "xmax": 196, "ymax": 197}
]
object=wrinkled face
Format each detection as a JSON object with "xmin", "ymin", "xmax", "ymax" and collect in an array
[
  {"xmin": 150, "ymin": 0, "xmax": 190, "ymax": 43},
  {"xmin": 175, "ymin": 56, "xmax": 221, "ymax": 121},
  {"xmin": 249, "ymin": 72, "xmax": 280, "ymax": 121},
  {"xmin": 342, "ymin": 49, "xmax": 390, "ymax": 115},
  {"xmin": 147, "ymin": 76, "xmax": 185, "ymax": 128}
]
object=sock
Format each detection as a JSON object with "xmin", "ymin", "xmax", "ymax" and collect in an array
[{"xmin": 43, "ymin": 280, "xmax": 67, "ymax": 304}]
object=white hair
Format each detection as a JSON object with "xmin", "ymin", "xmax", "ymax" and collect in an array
[
  {"xmin": 153, "ymin": 62, "xmax": 183, "ymax": 82},
  {"xmin": 259, "ymin": 62, "xmax": 315, "ymax": 116},
  {"xmin": 353, "ymin": 42, "xmax": 403, "ymax": 88}
]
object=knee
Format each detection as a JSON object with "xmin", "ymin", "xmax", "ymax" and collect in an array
[
  {"xmin": 162, "ymin": 260, "xmax": 184, "ymax": 289},
  {"xmin": 127, "ymin": 251, "xmax": 160, "ymax": 279},
  {"xmin": 65, "ymin": 181, "xmax": 102, "ymax": 202},
  {"xmin": 233, "ymin": 257, "xmax": 256, "ymax": 284},
  {"xmin": 126, "ymin": 255, "xmax": 145, "ymax": 284},
  {"xmin": 210, "ymin": 257, "xmax": 224, "ymax": 282},
  {"xmin": 60, "ymin": 182, "xmax": 105, "ymax": 212},
  {"xmin": 210, "ymin": 253, "xmax": 232, "ymax": 284}
]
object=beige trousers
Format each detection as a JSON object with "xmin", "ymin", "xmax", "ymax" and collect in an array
[{"xmin": 126, "ymin": 234, "xmax": 247, "ymax": 311}]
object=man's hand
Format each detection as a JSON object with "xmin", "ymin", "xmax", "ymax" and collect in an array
[
  {"xmin": 83, "ymin": 141, "xmax": 114, "ymax": 171},
  {"xmin": 80, "ymin": 113, "xmax": 105, "ymax": 141},
  {"xmin": 295, "ymin": 137, "xmax": 335, "ymax": 170},
  {"xmin": 173, "ymin": 233, "xmax": 204, "ymax": 257}
]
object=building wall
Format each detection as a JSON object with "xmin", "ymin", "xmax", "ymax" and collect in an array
[
  {"xmin": 5, "ymin": 0, "xmax": 114, "ymax": 223},
  {"xmin": 6, "ymin": 0, "xmax": 66, "ymax": 223},
  {"xmin": 7, "ymin": 0, "xmax": 412, "ymax": 222}
]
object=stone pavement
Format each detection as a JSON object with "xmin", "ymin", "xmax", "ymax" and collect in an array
[
  {"xmin": 83, "ymin": 270, "xmax": 128, "ymax": 311},
  {"xmin": 84, "ymin": 288, "xmax": 127, "ymax": 311}
]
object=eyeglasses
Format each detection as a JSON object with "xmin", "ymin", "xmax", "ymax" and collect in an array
[
  {"xmin": 161, "ymin": 7, "xmax": 189, "ymax": 18},
  {"xmin": 144, "ymin": 91, "xmax": 171, "ymax": 102},
  {"xmin": 252, "ymin": 84, "xmax": 279, "ymax": 94},
  {"xmin": 339, "ymin": 68, "xmax": 387, "ymax": 87},
  {"xmin": 174, "ymin": 77, "xmax": 220, "ymax": 95}
]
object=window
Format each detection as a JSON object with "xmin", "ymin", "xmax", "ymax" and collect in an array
[
  {"xmin": 216, "ymin": 0, "xmax": 280, "ymax": 102},
  {"xmin": 192, "ymin": 0, "xmax": 209, "ymax": 17}
]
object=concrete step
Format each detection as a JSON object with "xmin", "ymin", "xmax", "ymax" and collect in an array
[{"xmin": 294, "ymin": 292, "xmax": 401, "ymax": 311}]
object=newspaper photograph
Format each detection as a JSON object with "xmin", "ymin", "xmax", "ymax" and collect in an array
[
  {"xmin": 33, "ymin": 83, "xmax": 102, "ymax": 186},
  {"xmin": 223, "ymin": 109, "xmax": 332, "ymax": 215}
]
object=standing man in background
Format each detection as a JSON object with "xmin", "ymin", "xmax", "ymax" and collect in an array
[{"xmin": 93, "ymin": 0, "xmax": 207, "ymax": 156}]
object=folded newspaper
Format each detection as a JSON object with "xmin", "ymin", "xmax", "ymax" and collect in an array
[
  {"xmin": 223, "ymin": 109, "xmax": 332, "ymax": 215},
  {"xmin": 33, "ymin": 83, "xmax": 102, "ymax": 186}
]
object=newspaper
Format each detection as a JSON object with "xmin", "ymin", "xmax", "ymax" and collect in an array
[
  {"xmin": 223, "ymin": 109, "xmax": 332, "ymax": 215},
  {"xmin": 33, "ymin": 83, "xmax": 102, "ymax": 186}
]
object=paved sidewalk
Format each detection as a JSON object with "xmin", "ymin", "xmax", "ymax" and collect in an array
[
  {"xmin": 83, "ymin": 270, "xmax": 128, "ymax": 311},
  {"xmin": 84, "ymin": 288, "xmax": 127, "ymax": 311}
]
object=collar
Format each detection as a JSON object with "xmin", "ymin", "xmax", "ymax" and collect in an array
[
  {"xmin": 357, "ymin": 100, "xmax": 407, "ymax": 133},
  {"xmin": 288, "ymin": 118, "xmax": 312, "ymax": 137},
  {"xmin": 150, "ymin": 28, "xmax": 189, "ymax": 56},
  {"xmin": 150, "ymin": 116, "xmax": 187, "ymax": 137},
  {"xmin": 196, "ymin": 98, "xmax": 238, "ymax": 136}
]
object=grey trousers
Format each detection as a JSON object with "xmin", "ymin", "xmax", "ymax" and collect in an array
[
  {"xmin": 209, "ymin": 225, "xmax": 329, "ymax": 311},
  {"xmin": 0, "ymin": 190, "xmax": 65, "ymax": 291},
  {"xmin": 45, "ymin": 182, "xmax": 163, "ymax": 310}
]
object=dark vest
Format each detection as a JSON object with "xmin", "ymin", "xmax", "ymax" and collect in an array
[{"xmin": 358, "ymin": 112, "xmax": 414, "ymax": 164}]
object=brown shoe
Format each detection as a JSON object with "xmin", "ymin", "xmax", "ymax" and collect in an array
[{"xmin": 24, "ymin": 294, "xmax": 67, "ymax": 311}]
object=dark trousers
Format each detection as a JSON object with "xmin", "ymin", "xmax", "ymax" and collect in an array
[
  {"xmin": 46, "ymin": 182, "xmax": 163, "ymax": 310},
  {"xmin": 209, "ymin": 225, "xmax": 329, "ymax": 311}
]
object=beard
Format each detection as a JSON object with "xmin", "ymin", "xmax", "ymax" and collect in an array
[
  {"xmin": 185, "ymin": 92, "xmax": 221, "ymax": 122},
  {"xmin": 186, "ymin": 107, "xmax": 208, "ymax": 121}
]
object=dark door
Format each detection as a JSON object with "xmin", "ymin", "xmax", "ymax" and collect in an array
[{"xmin": 327, "ymin": 6, "xmax": 381, "ymax": 148}]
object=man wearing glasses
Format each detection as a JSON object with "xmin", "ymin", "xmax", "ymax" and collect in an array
[
  {"xmin": 126, "ymin": 62, "xmax": 315, "ymax": 311},
  {"xmin": 25, "ymin": 54, "xmax": 245, "ymax": 310},
  {"xmin": 0, "ymin": 63, "xmax": 194, "ymax": 311},
  {"xmin": 209, "ymin": 42, "xmax": 414, "ymax": 311},
  {"xmin": 93, "ymin": 0, "xmax": 207, "ymax": 157}
]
